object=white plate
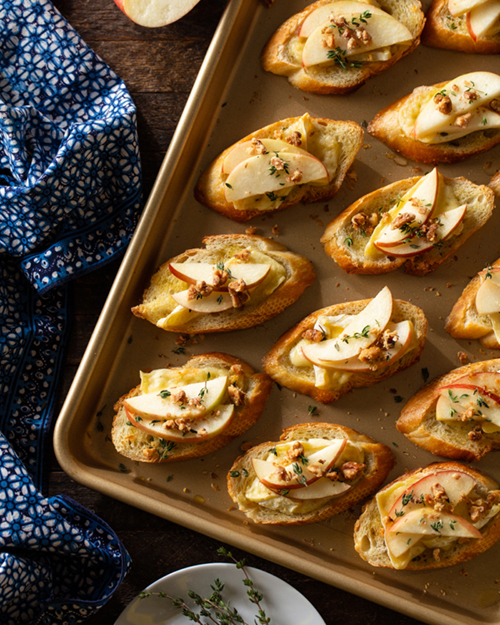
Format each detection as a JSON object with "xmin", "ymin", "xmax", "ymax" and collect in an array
[{"xmin": 115, "ymin": 562, "xmax": 326, "ymax": 625}]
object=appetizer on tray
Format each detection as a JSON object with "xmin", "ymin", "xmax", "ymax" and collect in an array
[
  {"xmin": 261, "ymin": 0, "xmax": 425, "ymax": 94},
  {"xmin": 132, "ymin": 234, "xmax": 316, "ymax": 333},
  {"xmin": 321, "ymin": 167, "xmax": 495, "ymax": 276},
  {"xmin": 112, "ymin": 353, "xmax": 273, "ymax": 462},
  {"xmin": 262, "ymin": 286, "xmax": 427, "ymax": 403},
  {"xmin": 227, "ymin": 422, "xmax": 395, "ymax": 525},
  {"xmin": 194, "ymin": 114, "xmax": 363, "ymax": 222},
  {"xmin": 354, "ymin": 462, "xmax": 500, "ymax": 569}
]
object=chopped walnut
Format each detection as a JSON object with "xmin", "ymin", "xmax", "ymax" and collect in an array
[
  {"xmin": 358, "ymin": 345, "xmax": 384, "ymax": 370},
  {"xmin": 325, "ymin": 469, "xmax": 339, "ymax": 481},
  {"xmin": 376, "ymin": 329, "xmax": 398, "ymax": 351},
  {"xmin": 419, "ymin": 220, "xmax": 439, "ymax": 242},
  {"xmin": 454, "ymin": 113, "xmax": 472, "ymax": 128},
  {"xmin": 228, "ymin": 278, "xmax": 250, "ymax": 308},
  {"xmin": 163, "ymin": 419, "xmax": 175, "ymax": 430},
  {"xmin": 391, "ymin": 212, "xmax": 415, "ymax": 230},
  {"xmin": 468, "ymin": 496, "xmax": 491, "ymax": 522},
  {"xmin": 468, "ymin": 425, "xmax": 483, "ymax": 441},
  {"xmin": 142, "ymin": 448, "xmax": 159, "ymax": 460},
  {"xmin": 212, "ymin": 267, "xmax": 229, "ymax": 288},
  {"xmin": 341, "ymin": 462, "xmax": 366, "ymax": 481},
  {"xmin": 286, "ymin": 441, "xmax": 305, "ymax": 462},
  {"xmin": 302, "ymin": 328, "xmax": 324, "ymax": 343},
  {"xmin": 346, "ymin": 36, "xmax": 360, "ymax": 50},
  {"xmin": 187, "ymin": 280, "xmax": 213, "ymax": 300},
  {"xmin": 464, "ymin": 89, "xmax": 479, "ymax": 102},
  {"xmin": 228, "ymin": 384, "xmax": 246, "ymax": 406},
  {"xmin": 431, "ymin": 483, "xmax": 449, "ymax": 510},
  {"xmin": 272, "ymin": 465, "xmax": 291, "ymax": 482},
  {"xmin": 458, "ymin": 351, "xmax": 469, "ymax": 365},
  {"xmin": 461, "ymin": 407, "xmax": 476, "ymax": 422},
  {"xmin": 172, "ymin": 389, "xmax": 187, "ymax": 403},
  {"xmin": 351, "ymin": 212, "xmax": 378, "ymax": 235},
  {"xmin": 287, "ymin": 170, "xmax": 303, "ymax": 184},
  {"xmin": 175, "ymin": 334, "xmax": 188, "ymax": 346},
  {"xmin": 245, "ymin": 226, "xmax": 258, "ymax": 235},
  {"xmin": 434, "ymin": 93, "xmax": 452, "ymax": 115},
  {"xmin": 308, "ymin": 463, "xmax": 325, "ymax": 478},
  {"xmin": 248, "ymin": 138, "xmax": 266, "ymax": 155},
  {"xmin": 175, "ymin": 417, "xmax": 193, "ymax": 433},
  {"xmin": 490, "ymin": 99, "xmax": 500, "ymax": 113},
  {"xmin": 270, "ymin": 155, "xmax": 286, "ymax": 170},
  {"xmin": 286, "ymin": 131, "xmax": 302, "ymax": 147},
  {"xmin": 356, "ymin": 27, "xmax": 372, "ymax": 44},
  {"xmin": 188, "ymin": 396, "xmax": 202, "ymax": 408},
  {"xmin": 234, "ymin": 249, "xmax": 251, "ymax": 261}
]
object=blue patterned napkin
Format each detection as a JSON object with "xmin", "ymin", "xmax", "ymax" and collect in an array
[{"xmin": 0, "ymin": 0, "xmax": 142, "ymax": 622}]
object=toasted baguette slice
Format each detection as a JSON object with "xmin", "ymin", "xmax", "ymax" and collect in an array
[
  {"xmin": 261, "ymin": 294, "xmax": 427, "ymax": 403},
  {"xmin": 111, "ymin": 353, "xmax": 273, "ymax": 463},
  {"xmin": 354, "ymin": 461, "xmax": 500, "ymax": 569},
  {"xmin": 194, "ymin": 115, "xmax": 363, "ymax": 222},
  {"xmin": 368, "ymin": 80, "xmax": 500, "ymax": 164},
  {"xmin": 132, "ymin": 234, "xmax": 316, "ymax": 334},
  {"xmin": 423, "ymin": 0, "xmax": 500, "ymax": 54},
  {"xmin": 227, "ymin": 422, "xmax": 395, "ymax": 525},
  {"xmin": 261, "ymin": 0, "xmax": 425, "ymax": 95},
  {"xmin": 321, "ymin": 173, "xmax": 495, "ymax": 276},
  {"xmin": 445, "ymin": 257, "xmax": 500, "ymax": 348},
  {"xmin": 397, "ymin": 360, "xmax": 500, "ymax": 461}
]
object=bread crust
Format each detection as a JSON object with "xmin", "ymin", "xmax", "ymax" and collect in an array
[
  {"xmin": 227, "ymin": 422, "xmax": 395, "ymax": 525},
  {"xmin": 261, "ymin": 0, "xmax": 425, "ymax": 95},
  {"xmin": 397, "ymin": 359, "xmax": 500, "ymax": 462},
  {"xmin": 423, "ymin": 0, "xmax": 500, "ymax": 54},
  {"xmin": 354, "ymin": 461, "xmax": 500, "ymax": 569},
  {"xmin": 194, "ymin": 116, "xmax": 363, "ymax": 222},
  {"xmin": 368, "ymin": 81, "xmax": 500, "ymax": 164},
  {"xmin": 321, "ymin": 173, "xmax": 495, "ymax": 276},
  {"xmin": 131, "ymin": 234, "xmax": 316, "ymax": 333},
  {"xmin": 111, "ymin": 353, "xmax": 273, "ymax": 463},
  {"xmin": 262, "ymin": 296, "xmax": 427, "ymax": 403}
]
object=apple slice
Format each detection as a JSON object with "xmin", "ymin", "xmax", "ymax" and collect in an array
[
  {"xmin": 302, "ymin": 13, "xmax": 413, "ymax": 68},
  {"xmin": 467, "ymin": 0, "xmax": 500, "ymax": 39},
  {"xmin": 384, "ymin": 530, "xmax": 423, "ymax": 559},
  {"xmin": 307, "ymin": 320, "xmax": 413, "ymax": 371},
  {"xmin": 388, "ymin": 507, "xmax": 482, "ymax": 538},
  {"xmin": 126, "ymin": 404, "xmax": 234, "ymax": 443},
  {"xmin": 476, "ymin": 277, "xmax": 500, "ymax": 315},
  {"xmin": 224, "ymin": 152, "xmax": 329, "ymax": 203},
  {"xmin": 302, "ymin": 286, "xmax": 393, "ymax": 363},
  {"xmin": 479, "ymin": 266, "xmax": 500, "ymax": 284},
  {"xmin": 417, "ymin": 107, "xmax": 500, "ymax": 144},
  {"xmin": 171, "ymin": 289, "xmax": 234, "ymax": 313},
  {"xmin": 387, "ymin": 470, "xmax": 477, "ymax": 521},
  {"xmin": 435, "ymin": 384, "xmax": 500, "ymax": 426},
  {"xmin": 298, "ymin": 2, "xmax": 388, "ymax": 38},
  {"xmin": 452, "ymin": 371, "xmax": 500, "ymax": 396},
  {"xmin": 124, "ymin": 375, "xmax": 229, "ymax": 420},
  {"xmin": 374, "ymin": 169, "xmax": 439, "ymax": 248},
  {"xmin": 287, "ymin": 477, "xmax": 351, "ymax": 500},
  {"xmin": 113, "ymin": 0, "xmax": 202, "ymax": 27},
  {"xmin": 169, "ymin": 262, "xmax": 270, "ymax": 291},
  {"xmin": 448, "ymin": 0, "xmax": 485, "ymax": 16},
  {"xmin": 222, "ymin": 139, "xmax": 308, "ymax": 175}
]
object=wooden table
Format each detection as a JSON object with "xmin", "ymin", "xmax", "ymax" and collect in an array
[{"xmin": 48, "ymin": 1, "xmax": 422, "ymax": 622}]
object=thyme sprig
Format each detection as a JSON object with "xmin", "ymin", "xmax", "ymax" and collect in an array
[{"xmin": 138, "ymin": 547, "xmax": 271, "ymax": 624}]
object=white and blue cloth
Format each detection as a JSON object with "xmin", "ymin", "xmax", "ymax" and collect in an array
[{"xmin": 0, "ymin": 0, "xmax": 141, "ymax": 622}]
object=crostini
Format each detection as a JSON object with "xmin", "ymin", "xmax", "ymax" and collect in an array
[
  {"xmin": 423, "ymin": 0, "xmax": 500, "ymax": 54},
  {"xmin": 261, "ymin": 0, "xmax": 425, "ymax": 95},
  {"xmin": 396, "ymin": 359, "xmax": 500, "ymax": 462},
  {"xmin": 262, "ymin": 286, "xmax": 427, "ymax": 403},
  {"xmin": 132, "ymin": 234, "xmax": 316, "ymax": 333},
  {"xmin": 227, "ymin": 422, "xmax": 395, "ymax": 525},
  {"xmin": 194, "ymin": 114, "xmax": 363, "ymax": 222},
  {"xmin": 368, "ymin": 71, "xmax": 500, "ymax": 164},
  {"xmin": 112, "ymin": 353, "xmax": 273, "ymax": 463},
  {"xmin": 354, "ymin": 462, "xmax": 500, "ymax": 569},
  {"xmin": 321, "ymin": 168, "xmax": 495, "ymax": 276},
  {"xmin": 445, "ymin": 258, "xmax": 500, "ymax": 349}
]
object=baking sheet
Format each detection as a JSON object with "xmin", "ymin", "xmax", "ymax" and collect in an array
[{"xmin": 54, "ymin": 1, "xmax": 500, "ymax": 623}]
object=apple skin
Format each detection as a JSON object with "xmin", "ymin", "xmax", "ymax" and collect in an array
[
  {"xmin": 169, "ymin": 262, "xmax": 270, "ymax": 292},
  {"xmin": 114, "ymin": 0, "xmax": 202, "ymax": 28}
]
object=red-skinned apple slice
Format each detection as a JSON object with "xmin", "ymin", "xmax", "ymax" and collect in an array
[
  {"xmin": 252, "ymin": 439, "xmax": 346, "ymax": 491},
  {"xmin": 452, "ymin": 371, "xmax": 500, "ymax": 396},
  {"xmin": 387, "ymin": 470, "xmax": 477, "ymax": 521},
  {"xmin": 224, "ymin": 152, "xmax": 329, "ymax": 203},
  {"xmin": 388, "ymin": 507, "xmax": 482, "ymax": 538},
  {"xmin": 448, "ymin": 0, "xmax": 485, "ymax": 16},
  {"xmin": 298, "ymin": 1, "xmax": 388, "ymax": 37},
  {"xmin": 302, "ymin": 13, "xmax": 413, "ymax": 68},
  {"xmin": 304, "ymin": 320, "xmax": 413, "ymax": 371},
  {"xmin": 435, "ymin": 385, "xmax": 500, "ymax": 426},
  {"xmin": 286, "ymin": 477, "xmax": 351, "ymax": 500},
  {"xmin": 123, "ymin": 376, "xmax": 229, "ymax": 420},
  {"xmin": 479, "ymin": 267, "xmax": 500, "ymax": 283},
  {"xmin": 171, "ymin": 289, "xmax": 234, "ymax": 313},
  {"xmin": 467, "ymin": 0, "xmax": 500, "ymax": 40},
  {"xmin": 169, "ymin": 262, "xmax": 270, "ymax": 291},
  {"xmin": 302, "ymin": 286, "xmax": 393, "ymax": 363},
  {"xmin": 125, "ymin": 404, "xmax": 234, "ymax": 442},
  {"xmin": 476, "ymin": 277, "xmax": 500, "ymax": 315},
  {"xmin": 375, "ymin": 204, "xmax": 467, "ymax": 258},
  {"xmin": 113, "ymin": 0, "xmax": 202, "ymax": 27},
  {"xmin": 221, "ymin": 139, "xmax": 308, "ymax": 175}
]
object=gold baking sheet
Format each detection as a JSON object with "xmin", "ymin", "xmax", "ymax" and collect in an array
[{"xmin": 54, "ymin": 1, "xmax": 500, "ymax": 623}]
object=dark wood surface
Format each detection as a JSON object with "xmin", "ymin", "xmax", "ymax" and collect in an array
[{"xmin": 48, "ymin": 1, "xmax": 422, "ymax": 623}]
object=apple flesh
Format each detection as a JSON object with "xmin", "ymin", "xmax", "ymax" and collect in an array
[
  {"xmin": 287, "ymin": 477, "xmax": 351, "ymax": 500},
  {"xmin": 224, "ymin": 152, "xmax": 329, "ymax": 203},
  {"xmin": 388, "ymin": 507, "xmax": 482, "ymax": 537},
  {"xmin": 302, "ymin": 13, "xmax": 413, "ymax": 68},
  {"xmin": 222, "ymin": 139, "xmax": 308, "ymax": 175},
  {"xmin": 476, "ymin": 275, "xmax": 500, "ymax": 315},
  {"xmin": 451, "ymin": 371, "xmax": 500, "ymax": 396},
  {"xmin": 171, "ymin": 289, "xmax": 234, "ymax": 313},
  {"xmin": 435, "ymin": 384, "xmax": 500, "ymax": 426},
  {"xmin": 169, "ymin": 262, "xmax": 270, "ymax": 291},
  {"xmin": 467, "ymin": 0, "xmax": 500, "ymax": 39},
  {"xmin": 113, "ymin": 0, "xmax": 202, "ymax": 27},
  {"xmin": 126, "ymin": 404, "xmax": 234, "ymax": 442},
  {"xmin": 124, "ymin": 375, "xmax": 229, "ymax": 420},
  {"xmin": 298, "ymin": 1, "xmax": 388, "ymax": 38},
  {"xmin": 448, "ymin": 0, "xmax": 485, "ymax": 16},
  {"xmin": 417, "ymin": 107, "xmax": 500, "ymax": 144}
]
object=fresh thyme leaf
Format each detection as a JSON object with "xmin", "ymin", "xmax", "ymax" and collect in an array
[
  {"xmin": 307, "ymin": 405, "xmax": 318, "ymax": 416},
  {"xmin": 173, "ymin": 346, "xmax": 186, "ymax": 355},
  {"xmin": 159, "ymin": 389, "xmax": 171, "ymax": 398}
]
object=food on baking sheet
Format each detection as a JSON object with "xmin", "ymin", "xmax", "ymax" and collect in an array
[
  {"xmin": 368, "ymin": 71, "xmax": 500, "ymax": 164},
  {"xmin": 227, "ymin": 422, "xmax": 395, "ymax": 524},
  {"xmin": 262, "ymin": 286, "xmax": 427, "ymax": 403},
  {"xmin": 354, "ymin": 462, "xmax": 500, "ymax": 569},
  {"xmin": 321, "ymin": 167, "xmax": 495, "ymax": 276},
  {"xmin": 194, "ymin": 114, "xmax": 363, "ymax": 222},
  {"xmin": 261, "ymin": 0, "xmax": 424, "ymax": 94},
  {"xmin": 112, "ymin": 353, "xmax": 272, "ymax": 462},
  {"xmin": 132, "ymin": 234, "xmax": 316, "ymax": 333}
]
